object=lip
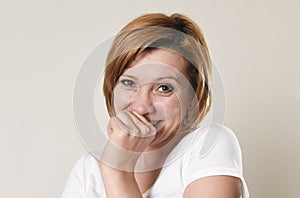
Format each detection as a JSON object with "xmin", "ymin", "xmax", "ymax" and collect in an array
[
  {"xmin": 151, "ymin": 120, "xmax": 164, "ymax": 131},
  {"xmin": 151, "ymin": 120, "xmax": 160, "ymax": 126}
]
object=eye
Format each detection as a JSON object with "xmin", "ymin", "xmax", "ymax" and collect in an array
[
  {"xmin": 156, "ymin": 84, "xmax": 174, "ymax": 93},
  {"xmin": 120, "ymin": 79, "xmax": 136, "ymax": 87}
]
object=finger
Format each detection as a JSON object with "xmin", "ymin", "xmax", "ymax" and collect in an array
[
  {"xmin": 116, "ymin": 111, "xmax": 139, "ymax": 136},
  {"xmin": 131, "ymin": 111, "xmax": 157, "ymax": 136},
  {"xmin": 107, "ymin": 123, "xmax": 113, "ymax": 137},
  {"xmin": 127, "ymin": 111, "xmax": 156, "ymax": 137},
  {"xmin": 131, "ymin": 110, "xmax": 150, "ymax": 125},
  {"xmin": 108, "ymin": 117, "xmax": 130, "ymax": 136}
]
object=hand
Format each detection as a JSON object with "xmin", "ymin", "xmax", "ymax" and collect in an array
[
  {"xmin": 101, "ymin": 110, "xmax": 157, "ymax": 171},
  {"xmin": 107, "ymin": 110, "xmax": 157, "ymax": 152}
]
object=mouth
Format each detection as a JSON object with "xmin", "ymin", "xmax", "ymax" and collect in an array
[{"xmin": 151, "ymin": 120, "xmax": 163, "ymax": 130}]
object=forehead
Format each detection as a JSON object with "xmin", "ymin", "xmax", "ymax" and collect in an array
[{"xmin": 127, "ymin": 49, "xmax": 188, "ymax": 77}]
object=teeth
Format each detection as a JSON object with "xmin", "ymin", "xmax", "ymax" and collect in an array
[{"xmin": 152, "ymin": 121, "xmax": 160, "ymax": 126}]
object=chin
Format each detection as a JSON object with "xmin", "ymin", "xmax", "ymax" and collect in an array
[{"xmin": 148, "ymin": 129, "xmax": 177, "ymax": 149}]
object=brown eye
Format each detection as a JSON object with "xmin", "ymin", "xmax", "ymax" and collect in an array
[{"xmin": 156, "ymin": 84, "xmax": 174, "ymax": 93}]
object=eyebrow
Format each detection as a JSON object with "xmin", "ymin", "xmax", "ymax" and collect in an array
[
  {"xmin": 121, "ymin": 74, "xmax": 181, "ymax": 84},
  {"xmin": 156, "ymin": 76, "xmax": 181, "ymax": 84},
  {"xmin": 120, "ymin": 74, "xmax": 138, "ymax": 80}
]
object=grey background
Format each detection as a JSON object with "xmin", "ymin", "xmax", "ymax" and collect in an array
[{"xmin": 1, "ymin": 0, "xmax": 299, "ymax": 197}]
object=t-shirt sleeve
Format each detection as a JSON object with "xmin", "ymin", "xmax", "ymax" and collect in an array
[
  {"xmin": 61, "ymin": 155, "xmax": 86, "ymax": 198},
  {"xmin": 61, "ymin": 154, "xmax": 107, "ymax": 198},
  {"xmin": 182, "ymin": 124, "xmax": 249, "ymax": 198}
]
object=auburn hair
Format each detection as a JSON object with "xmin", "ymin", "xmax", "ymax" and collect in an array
[{"xmin": 103, "ymin": 13, "xmax": 212, "ymax": 126}]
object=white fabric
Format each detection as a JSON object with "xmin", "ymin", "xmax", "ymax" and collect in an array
[{"xmin": 61, "ymin": 123, "xmax": 249, "ymax": 198}]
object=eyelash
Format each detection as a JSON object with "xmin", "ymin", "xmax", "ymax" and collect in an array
[
  {"xmin": 120, "ymin": 79, "xmax": 136, "ymax": 87},
  {"xmin": 155, "ymin": 84, "xmax": 174, "ymax": 93},
  {"xmin": 119, "ymin": 79, "xmax": 174, "ymax": 94}
]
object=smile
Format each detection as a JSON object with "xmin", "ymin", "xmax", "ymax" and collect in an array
[{"xmin": 151, "ymin": 120, "xmax": 163, "ymax": 128}]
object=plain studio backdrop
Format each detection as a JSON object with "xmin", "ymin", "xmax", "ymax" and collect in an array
[{"xmin": 1, "ymin": 0, "xmax": 299, "ymax": 197}]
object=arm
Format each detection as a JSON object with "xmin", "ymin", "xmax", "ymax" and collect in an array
[
  {"xmin": 100, "ymin": 110, "xmax": 156, "ymax": 197},
  {"xmin": 182, "ymin": 124, "xmax": 247, "ymax": 198},
  {"xmin": 183, "ymin": 175, "xmax": 241, "ymax": 198},
  {"xmin": 100, "ymin": 163, "xmax": 142, "ymax": 198}
]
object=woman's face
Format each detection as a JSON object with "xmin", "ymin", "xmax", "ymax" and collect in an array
[{"xmin": 112, "ymin": 49, "xmax": 194, "ymax": 149}]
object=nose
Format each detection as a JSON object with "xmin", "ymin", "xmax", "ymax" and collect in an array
[{"xmin": 128, "ymin": 85, "xmax": 155, "ymax": 116}]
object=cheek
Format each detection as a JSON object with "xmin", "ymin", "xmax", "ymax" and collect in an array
[
  {"xmin": 113, "ymin": 85, "xmax": 132, "ymax": 113},
  {"xmin": 161, "ymin": 91, "xmax": 193, "ymax": 122},
  {"xmin": 159, "ymin": 97, "xmax": 182, "ymax": 119},
  {"xmin": 177, "ymin": 90, "xmax": 194, "ymax": 113}
]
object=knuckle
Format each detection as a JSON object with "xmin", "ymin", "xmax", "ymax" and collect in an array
[{"xmin": 130, "ymin": 128, "xmax": 139, "ymax": 135}]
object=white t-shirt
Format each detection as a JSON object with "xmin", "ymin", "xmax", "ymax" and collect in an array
[{"xmin": 62, "ymin": 123, "xmax": 249, "ymax": 198}]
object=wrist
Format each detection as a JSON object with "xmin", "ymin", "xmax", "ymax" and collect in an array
[
  {"xmin": 101, "ymin": 142, "xmax": 141, "ymax": 172},
  {"xmin": 100, "ymin": 162, "xmax": 135, "ymax": 177}
]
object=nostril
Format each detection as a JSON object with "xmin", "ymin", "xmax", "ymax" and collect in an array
[{"xmin": 128, "ymin": 101, "xmax": 155, "ymax": 117}]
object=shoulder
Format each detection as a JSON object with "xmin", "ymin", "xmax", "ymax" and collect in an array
[
  {"xmin": 71, "ymin": 153, "xmax": 100, "ymax": 174},
  {"xmin": 187, "ymin": 123, "xmax": 242, "ymax": 162},
  {"xmin": 181, "ymin": 123, "xmax": 244, "ymax": 185},
  {"xmin": 180, "ymin": 123, "xmax": 249, "ymax": 197},
  {"xmin": 62, "ymin": 153, "xmax": 106, "ymax": 198}
]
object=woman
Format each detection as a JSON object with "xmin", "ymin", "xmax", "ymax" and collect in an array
[{"xmin": 62, "ymin": 13, "xmax": 249, "ymax": 197}]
